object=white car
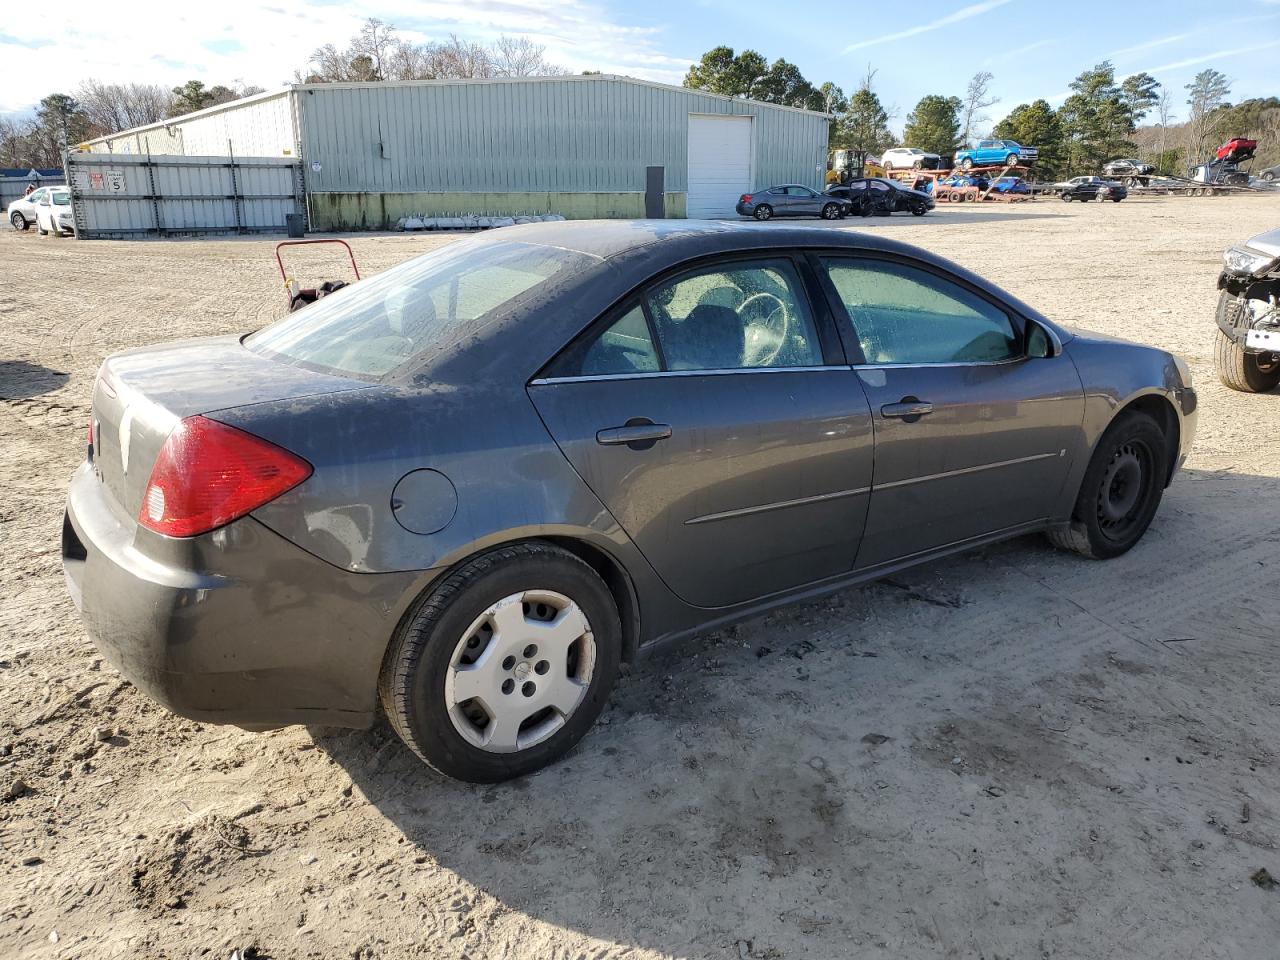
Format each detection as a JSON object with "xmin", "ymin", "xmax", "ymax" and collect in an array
[
  {"xmin": 35, "ymin": 188, "xmax": 74, "ymax": 236},
  {"xmin": 881, "ymin": 147, "xmax": 942, "ymax": 171},
  {"xmin": 7, "ymin": 185, "xmax": 57, "ymax": 231}
]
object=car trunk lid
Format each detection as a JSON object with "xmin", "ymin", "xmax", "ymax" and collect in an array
[{"xmin": 90, "ymin": 335, "xmax": 367, "ymax": 520}]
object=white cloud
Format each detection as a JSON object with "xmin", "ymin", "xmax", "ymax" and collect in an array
[
  {"xmin": 1109, "ymin": 32, "xmax": 1193, "ymax": 59},
  {"xmin": 842, "ymin": 0, "xmax": 1015, "ymax": 53},
  {"xmin": 1141, "ymin": 39, "xmax": 1280, "ymax": 75},
  {"xmin": 0, "ymin": 0, "xmax": 689, "ymax": 115}
]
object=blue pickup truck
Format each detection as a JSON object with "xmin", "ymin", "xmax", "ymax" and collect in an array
[{"xmin": 955, "ymin": 139, "xmax": 1039, "ymax": 170}]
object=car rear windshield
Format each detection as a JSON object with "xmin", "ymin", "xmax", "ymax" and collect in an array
[{"xmin": 247, "ymin": 239, "xmax": 592, "ymax": 378}]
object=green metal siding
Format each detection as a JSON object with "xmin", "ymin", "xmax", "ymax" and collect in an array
[{"xmin": 297, "ymin": 76, "xmax": 829, "ymax": 199}]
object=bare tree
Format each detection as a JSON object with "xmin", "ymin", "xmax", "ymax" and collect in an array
[
  {"xmin": 492, "ymin": 36, "xmax": 568, "ymax": 77},
  {"xmin": 426, "ymin": 35, "xmax": 493, "ymax": 78},
  {"xmin": 1155, "ymin": 88, "xmax": 1173, "ymax": 167},
  {"xmin": 76, "ymin": 79, "xmax": 173, "ymax": 135},
  {"xmin": 1185, "ymin": 68, "xmax": 1231, "ymax": 166},
  {"xmin": 960, "ymin": 70, "xmax": 998, "ymax": 146},
  {"xmin": 351, "ymin": 18, "xmax": 397, "ymax": 81}
]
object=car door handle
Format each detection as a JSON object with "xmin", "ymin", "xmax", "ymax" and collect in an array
[
  {"xmin": 880, "ymin": 399, "xmax": 933, "ymax": 421},
  {"xmin": 596, "ymin": 421, "xmax": 672, "ymax": 448}
]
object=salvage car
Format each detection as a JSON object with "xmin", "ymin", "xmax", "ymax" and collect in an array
[
  {"xmin": 1060, "ymin": 177, "xmax": 1127, "ymax": 202},
  {"xmin": 1259, "ymin": 164, "xmax": 1278, "ymax": 183},
  {"xmin": 881, "ymin": 147, "xmax": 942, "ymax": 170},
  {"xmin": 826, "ymin": 178, "xmax": 933, "ymax": 216},
  {"xmin": 7, "ymin": 185, "xmax": 53, "ymax": 230},
  {"xmin": 36, "ymin": 187, "xmax": 74, "ymax": 236},
  {"xmin": 989, "ymin": 176, "xmax": 1031, "ymax": 195},
  {"xmin": 736, "ymin": 185, "xmax": 846, "ymax": 221},
  {"xmin": 956, "ymin": 139, "xmax": 1038, "ymax": 169},
  {"xmin": 1102, "ymin": 158, "xmax": 1154, "ymax": 180},
  {"xmin": 1214, "ymin": 228, "xmax": 1280, "ymax": 392},
  {"xmin": 63, "ymin": 221, "xmax": 1197, "ymax": 782}
]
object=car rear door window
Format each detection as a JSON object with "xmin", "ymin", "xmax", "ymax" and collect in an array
[
  {"xmin": 645, "ymin": 260, "xmax": 823, "ymax": 370},
  {"xmin": 548, "ymin": 304, "xmax": 660, "ymax": 377},
  {"xmin": 822, "ymin": 258, "xmax": 1020, "ymax": 365}
]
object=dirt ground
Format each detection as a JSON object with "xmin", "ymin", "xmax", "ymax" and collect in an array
[{"xmin": 3, "ymin": 195, "xmax": 1280, "ymax": 960}]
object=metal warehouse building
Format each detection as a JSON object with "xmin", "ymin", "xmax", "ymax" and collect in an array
[{"xmin": 84, "ymin": 75, "xmax": 830, "ymax": 230}]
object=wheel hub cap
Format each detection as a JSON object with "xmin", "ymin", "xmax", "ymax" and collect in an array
[{"xmin": 445, "ymin": 590, "xmax": 595, "ymax": 754}]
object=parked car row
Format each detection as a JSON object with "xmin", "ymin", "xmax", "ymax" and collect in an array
[
  {"xmin": 8, "ymin": 186, "xmax": 74, "ymax": 236},
  {"xmin": 737, "ymin": 178, "xmax": 935, "ymax": 222}
]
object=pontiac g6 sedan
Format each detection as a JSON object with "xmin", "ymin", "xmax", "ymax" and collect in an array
[{"xmin": 63, "ymin": 221, "xmax": 1197, "ymax": 782}]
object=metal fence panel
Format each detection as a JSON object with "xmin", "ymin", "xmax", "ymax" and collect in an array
[
  {"xmin": 66, "ymin": 153, "xmax": 304, "ymax": 239},
  {"xmin": 0, "ymin": 175, "xmax": 66, "ymax": 205}
]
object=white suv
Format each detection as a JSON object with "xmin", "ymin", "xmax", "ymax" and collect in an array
[
  {"xmin": 881, "ymin": 147, "xmax": 942, "ymax": 171},
  {"xmin": 8, "ymin": 185, "xmax": 57, "ymax": 230}
]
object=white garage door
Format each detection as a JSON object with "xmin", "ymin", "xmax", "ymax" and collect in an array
[{"xmin": 687, "ymin": 115, "xmax": 753, "ymax": 219}]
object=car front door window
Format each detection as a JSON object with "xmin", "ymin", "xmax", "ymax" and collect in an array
[
  {"xmin": 645, "ymin": 260, "xmax": 824, "ymax": 369},
  {"xmin": 823, "ymin": 259, "xmax": 1019, "ymax": 365}
]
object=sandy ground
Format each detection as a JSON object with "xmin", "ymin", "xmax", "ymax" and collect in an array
[{"xmin": 3, "ymin": 195, "xmax": 1280, "ymax": 960}]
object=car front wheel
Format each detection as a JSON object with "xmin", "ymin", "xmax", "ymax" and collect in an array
[
  {"xmin": 1046, "ymin": 411, "xmax": 1167, "ymax": 559},
  {"xmin": 961, "ymin": 158, "xmax": 973, "ymax": 170},
  {"xmin": 820, "ymin": 203, "xmax": 839, "ymax": 220},
  {"xmin": 379, "ymin": 542, "xmax": 622, "ymax": 782}
]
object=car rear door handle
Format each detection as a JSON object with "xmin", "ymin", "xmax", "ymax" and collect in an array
[
  {"xmin": 880, "ymin": 398, "xmax": 933, "ymax": 422},
  {"xmin": 596, "ymin": 420, "xmax": 672, "ymax": 449}
]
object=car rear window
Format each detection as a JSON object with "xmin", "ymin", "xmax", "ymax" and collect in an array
[{"xmin": 247, "ymin": 238, "xmax": 592, "ymax": 378}]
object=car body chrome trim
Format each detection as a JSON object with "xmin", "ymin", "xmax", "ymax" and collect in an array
[
  {"xmin": 874, "ymin": 451, "xmax": 1060, "ymax": 490},
  {"xmin": 530, "ymin": 365, "xmax": 845, "ymax": 386},
  {"xmin": 684, "ymin": 485, "xmax": 872, "ymax": 526}
]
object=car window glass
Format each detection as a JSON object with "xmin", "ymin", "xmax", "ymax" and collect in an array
[
  {"xmin": 645, "ymin": 260, "xmax": 823, "ymax": 370},
  {"xmin": 822, "ymin": 258, "xmax": 1019, "ymax": 365},
  {"xmin": 52, "ymin": 193, "xmax": 70, "ymax": 206},
  {"xmin": 247, "ymin": 239, "xmax": 592, "ymax": 378},
  {"xmin": 549, "ymin": 304, "xmax": 660, "ymax": 378},
  {"xmin": 870, "ymin": 181, "xmax": 890, "ymax": 192}
]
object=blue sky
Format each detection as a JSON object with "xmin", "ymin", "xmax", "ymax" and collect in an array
[{"xmin": 1, "ymin": 0, "xmax": 1276, "ymax": 129}]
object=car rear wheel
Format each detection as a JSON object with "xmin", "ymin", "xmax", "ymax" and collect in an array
[
  {"xmin": 10, "ymin": 211, "xmax": 27, "ymax": 231},
  {"xmin": 753, "ymin": 204, "xmax": 773, "ymax": 221},
  {"xmin": 961, "ymin": 158, "xmax": 973, "ymax": 170},
  {"xmin": 379, "ymin": 541, "xmax": 621, "ymax": 782},
  {"xmin": 1047, "ymin": 411, "xmax": 1168, "ymax": 559},
  {"xmin": 820, "ymin": 203, "xmax": 839, "ymax": 220},
  {"xmin": 1215, "ymin": 326, "xmax": 1280, "ymax": 393},
  {"xmin": 1263, "ymin": 171, "xmax": 1275, "ymax": 182}
]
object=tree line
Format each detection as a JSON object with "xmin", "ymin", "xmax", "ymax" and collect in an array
[{"xmin": 683, "ymin": 47, "xmax": 1273, "ymax": 179}]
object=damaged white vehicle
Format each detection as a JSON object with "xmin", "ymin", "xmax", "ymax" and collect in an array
[{"xmin": 1215, "ymin": 228, "xmax": 1280, "ymax": 393}]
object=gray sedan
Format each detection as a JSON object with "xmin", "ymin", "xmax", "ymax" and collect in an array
[
  {"xmin": 735, "ymin": 184, "xmax": 846, "ymax": 220},
  {"xmin": 63, "ymin": 221, "xmax": 1197, "ymax": 782}
]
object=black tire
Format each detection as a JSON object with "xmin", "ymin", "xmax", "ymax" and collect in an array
[
  {"xmin": 753, "ymin": 204, "xmax": 773, "ymax": 221},
  {"xmin": 859, "ymin": 201, "xmax": 873, "ymax": 217},
  {"xmin": 379, "ymin": 541, "xmax": 622, "ymax": 782},
  {"xmin": 1111, "ymin": 196, "xmax": 1122, "ymax": 202},
  {"xmin": 1062, "ymin": 194, "xmax": 1073, "ymax": 202},
  {"xmin": 1214, "ymin": 326, "xmax": 1280, "ymax": 393},
  {"xmin": 10, "ymin": 211, "xmax": 27, "ymax": 231},
  {"xmin": 820, "ymin": 203, "xmax": 838, "ymax": 220},
  {"xmin": 910, "ymin": 203, "xmax": 926, "ymax": 216},
  {"xmin": 37, "ymin": 220, "xmax": 48, "ymax": 235},
  {"xmin": 961, "ymin": 158, "xmax": 973, "ymax": 171},
  {"xmin": 1046, "ymin": 412, "xmax": 1168, "ymax": 560},
  {"xmin": 1263, "ymin": 171, "xmax": 1275, "ymax": 182},
  {"xmin": 1006, "ymin": 153, "xmax": 1019, "ymax": 166},
  {"xmin": 912, "ymin": 160, "xmax": 922, "ymax": 170}
]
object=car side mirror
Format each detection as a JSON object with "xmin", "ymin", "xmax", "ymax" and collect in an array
[{"xmin": 1026, "ymin": 320, "xmax": 1060, "ymax": 359}]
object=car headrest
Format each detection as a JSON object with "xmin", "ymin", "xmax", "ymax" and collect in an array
[
  {"xmin": 384, "ymin": 286, "xmax": 436, "ymax": 338},
  {"xmin": 666, "ymin": 304, "xmax": 744, "ymax": 370}
]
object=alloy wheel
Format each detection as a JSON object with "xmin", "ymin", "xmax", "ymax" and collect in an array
[{"xmin": 444, "ymin": 590, "xmax": 596, "ymax": 754}]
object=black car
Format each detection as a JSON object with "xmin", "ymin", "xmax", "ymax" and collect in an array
[
  {"xmin": 826, "ymin": 178, "xmax": 933, "ymax": 217},
  {"xmin": 1060, "ymin": 177, "xmax": 1127, "ymax": 203}
]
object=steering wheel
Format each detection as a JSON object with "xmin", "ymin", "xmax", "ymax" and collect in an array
[{"xmin": 737, "ymin": 292, "xmax": 790, "ymax": 366}]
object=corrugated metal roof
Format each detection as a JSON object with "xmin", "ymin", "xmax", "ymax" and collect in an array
[{"xmin": 80, "ymin": 88, "xmax": 292, "ymax": 146}]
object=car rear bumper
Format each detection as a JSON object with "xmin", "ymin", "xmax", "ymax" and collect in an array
[
  {"xmin": 63, "ymin": 463, "xmax": 421, "ymax": 730},
  {"xmin": 734, "ymin": 202, "xmax": 754, "ymax": 216}
]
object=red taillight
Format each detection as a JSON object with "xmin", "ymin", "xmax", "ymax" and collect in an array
[
  {"xmin": 138, "ymin": 416, "xmax": 312, "ymax": 538},
  {"xmin": 740, "ymin": 194, "xmax": 753, "ymax": 203},
  {"xmin": 87, "ymin": 420, "xmax": 94, "ymax": 461}
]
